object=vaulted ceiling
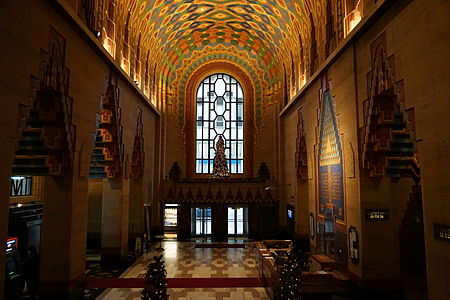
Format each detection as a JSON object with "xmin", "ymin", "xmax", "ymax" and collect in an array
[
  {"xmin": 138, "ymin": 1, "xmax": 313, "ymax": 78},
  {"xmin": 108, "ymin": 0, "xmax": 334, "ymax": 128},
  {"xmin": 118, "ymin": 0, "xmax": 325, "ymax": 82}
]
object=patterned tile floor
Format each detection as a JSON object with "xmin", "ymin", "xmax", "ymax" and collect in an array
[
  {"xmin": 84, "ymin": 253, "xmax": 137, "ymax": 300},
  {"xmin": 96, "ymin": 240, "xmax": 270, "ymax": 299}
]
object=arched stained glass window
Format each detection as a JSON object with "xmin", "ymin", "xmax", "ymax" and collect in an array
[{"xmin": 196, "ymin": 73, "xmax": 244, "ymax": 174}]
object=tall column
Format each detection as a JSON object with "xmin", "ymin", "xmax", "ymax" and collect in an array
[
  {"xmin": 39, "ymin": 173, "xmax": 88, "ymax": 299},
  {"xmin": 101, "ymin": 178, "xmax": 129, "ymax": 268}
]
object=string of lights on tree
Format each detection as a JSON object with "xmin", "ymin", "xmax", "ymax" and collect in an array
[
  {"xmin": 213, "ymin": 135, "xmax": 229, "ymax": 178},
  {"xmin": 141, "ymin": 255, "xmax": 169, "ymax": 300},
  {"xmin": 272, "ymin": 251, "xmax": 303, "ymax": 300}
]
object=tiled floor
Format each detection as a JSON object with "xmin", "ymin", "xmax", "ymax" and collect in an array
[
  {"xmin": 84, "ymin": 253, "xmax": 138, "ymax": 299},
  {"xmin": 96, "ymin": 240, "xmax": 270, "ymax": 299}
]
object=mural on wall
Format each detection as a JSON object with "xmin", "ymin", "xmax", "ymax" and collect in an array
[{"xmin": 318, "ymin": 89, "xmax": 344, "ymax": 222}]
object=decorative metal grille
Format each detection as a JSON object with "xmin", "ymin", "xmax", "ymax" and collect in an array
[{"xmin": 196, "ymin": 73, "xmax": 244, "ymax": 174}]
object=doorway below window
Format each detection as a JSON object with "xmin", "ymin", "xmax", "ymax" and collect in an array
[{"xmin": 227, "ymin": 206, "xmax": 248, "ymax": 236}]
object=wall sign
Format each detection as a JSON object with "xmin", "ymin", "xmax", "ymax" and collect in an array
[
  {"xmin": 366, "ymin": 209, "xmax": 389, "ymax": 221},
  {"xmin": 434, "ymin": 223, "xmax": 450, "ymax": 243},
  {"xmin": 10, "ymin": 177, "xmax": 32, "ymax": 197},
  {"xmin": 348, "ymin": 226, "xmax": 359, "ymax": 264}
]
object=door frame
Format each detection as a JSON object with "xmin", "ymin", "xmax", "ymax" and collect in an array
[
  {"xmin": 191, "ymin": 206, "xmax": 212, "ymax": 237},
  {"xmin": 227, "ymin": 205, "xmax": 249, "ymax": 237}
]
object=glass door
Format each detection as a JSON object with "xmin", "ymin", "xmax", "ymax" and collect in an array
[
  {"xmin": 191, "ymin": 207, "xmax": 212, "ymax": 236},
  {"xmin": 227, "ymin": 206, "xmax": 248, "ymax": 236},
  {"xmin": 164, "ymin": 204, "xmax": 178, "ymax": 234}
]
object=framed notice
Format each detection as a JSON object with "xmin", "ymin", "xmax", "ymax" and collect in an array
[{"xmin": 366, "ymin": 209, "xmax": 389, "ymax": 221}]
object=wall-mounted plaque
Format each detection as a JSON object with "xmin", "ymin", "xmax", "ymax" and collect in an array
[
  {"xmin": 366, "ymin": 209, "xmax": 389, "ymax": 221},
  {"xmin": 434, "ymin": 223, "xmax": 450, "ymax": 243},
  {"xmin": 309, "ymin": 213, "xmax": 315, "ymax": 239},
  {"xmin": 348, "ymin": 226, "xmax": 359, "ymax": 264}
]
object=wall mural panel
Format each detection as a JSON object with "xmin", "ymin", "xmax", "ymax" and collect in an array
[{"xmin": 318, "ymin": 89, "xmax": 344, "ymax": 222}]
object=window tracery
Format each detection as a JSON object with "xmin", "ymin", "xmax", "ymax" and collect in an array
[{"xmin": 195, "ymin": 74, "xmax": 244, "ymax": 174}]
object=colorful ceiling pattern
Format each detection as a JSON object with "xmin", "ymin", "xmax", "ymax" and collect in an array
[{"xmin": 112, "ymin": 0, "xmax": 331, "ymax": 128}]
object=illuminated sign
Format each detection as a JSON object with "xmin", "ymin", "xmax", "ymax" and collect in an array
[
  {"xmin": 366, "ymin": 209, "xmax": 389, "ymax": 221},
  {"xmin": 434, "ymin": 223, "xmax": 450, "ymax": 243},
  {"xmin": 10, "ymin": 176, "xmax": 32, "ymax": 197},
  {"xmin": 6, "ymin": 237, "xmax": 18, "ymax": 254}
]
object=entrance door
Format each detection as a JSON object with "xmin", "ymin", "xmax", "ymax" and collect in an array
[
  {"xmin": 164, "ymin": 204, "xmax": 178, "ymax": 236},
  {"xmin": 227, "ymin": 206, "xmax": 248, "ymax": 236},
  {"xmin": 191, "ymin": 207, "xmax": 212, "ymax": 236}
]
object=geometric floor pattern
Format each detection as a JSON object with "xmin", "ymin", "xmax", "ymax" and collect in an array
[
  {"xmin": 96, "ymin": 240, "xmax": 270, "ymax": 299},
  {"xmin": 84, "ymin": 252, "xmax": 138, "ymax": 300}
]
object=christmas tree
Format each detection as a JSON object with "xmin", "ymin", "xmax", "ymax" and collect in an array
[
  {"xmin": 213, "ymin": 135, "xmax": 229, "ymax": 178},
  {"xmin": 141, "ymin": 255, "xmax": 169, "ymax": 300},
  {"xmin": 272, "ymin": 250, "xmax": 302, "ymax": 299}
]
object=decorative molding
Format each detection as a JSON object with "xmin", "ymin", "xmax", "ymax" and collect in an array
[
  {"xmin": 131, "ymin": 107, "xmax": 145, "ymax": 179},
  {"xmin": 12, "ymin": 26, "xmax": 76, "ymax": 176},
  {"xmin": 162, "ymin": 181, "xmax": 277, "ymax": 204},
  {"xmin": 89, "ymin": 71, "xmax": 124, "ymax": 179},
  {"xmin": 295, "ymin": 108, "xmax": 308, "ymax": 180},
  {"xmin": 359, "ymin": 32, "xmax": 420, "ymax": 181}
]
